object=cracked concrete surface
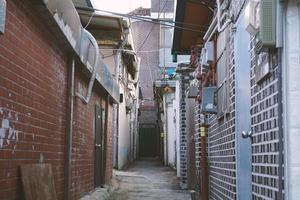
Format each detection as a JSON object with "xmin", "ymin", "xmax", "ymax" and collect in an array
[{"xmin": 109, "ymin": 158, "xmax": 191, "ymax": 200}]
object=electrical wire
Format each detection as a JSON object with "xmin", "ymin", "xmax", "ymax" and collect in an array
[
  {"xmin": 84, "ymin": 11, "xmax": 95, "ymax": 28},
  {"xmin": 138, "ymin": 0, "xmax": 168, "ymax": 51},
  {"xmin": 75, "ymin": 5, "xmax": 207, "ymax": 33}
]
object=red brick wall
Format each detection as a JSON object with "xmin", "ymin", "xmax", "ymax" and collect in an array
[
  {"xmin": 105, "ymin": 103, "xmax": 113, "ymax": 184},
  {"xmin": 0, "ymin": 0, "xmax": 113, "ymax": 199},
  {"xmin": 71, "ymin": 72, "xmax": 113, "ymax": 199}
]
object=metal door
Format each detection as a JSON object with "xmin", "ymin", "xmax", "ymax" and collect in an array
[
  {"xmin": 234, "ymin": 10, "xmax": 252, "ymax": 199},
  {"xmin": 95, "ymin": 105, "xmax": 104, "ymax": 187}
]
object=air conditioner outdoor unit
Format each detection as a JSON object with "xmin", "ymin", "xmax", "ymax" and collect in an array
[
  {"xmin": 258, "ymin": 0, "xmax": 276, "ymax": 50},
  {"xmin": 201, "ymin": 87, "xmax": 217, "ymax": 114},
  {"xmin": 201, "ymin": 42, "xmax": 214, "ymax": 67},
  {"xmin": 204, "ymin": 41, "xmax": 214, "ymax": 64},
  {"xmin": 245, "ymin": 0, "xmax": 260, "ymax": 35}
]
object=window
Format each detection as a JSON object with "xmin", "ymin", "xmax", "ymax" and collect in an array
[
  {"xmin": 216, "ymin": 39, "xmax": 230, "ymax": 117},
  {"xmin": 0, "ymin": 0, "xmax": 6, "ymax": 34}
]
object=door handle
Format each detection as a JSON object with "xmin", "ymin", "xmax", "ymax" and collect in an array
[{"xmin": 95, "ymin": 144, "xmax": 102, "ymax": 147}]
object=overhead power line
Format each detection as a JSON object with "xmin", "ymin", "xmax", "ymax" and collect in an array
[{"xmin": 75, "ymin": 5, "xmax": 207, "ymax": 33}]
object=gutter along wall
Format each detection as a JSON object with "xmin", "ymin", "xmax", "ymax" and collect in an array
[{"xmin": 0, "ymin": 0, "xmax": 115, "ymax": 199}]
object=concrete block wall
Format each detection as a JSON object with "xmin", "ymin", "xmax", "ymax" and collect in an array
[
  {"xmin": 178, "ymin": 69, "xmax": 194, "ymax": 189},
  {"xmin": 0, "ymin": 0, "xmax": 113, "ymax": 199},
  {"xmin": 207, "ymin": 27, "xmax": 237, "ymax": 199},
  {"xmin": 250, "ymin": 46, "xmax": 283, "ymax": 198}
]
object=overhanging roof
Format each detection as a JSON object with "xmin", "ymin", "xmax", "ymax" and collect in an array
[
  {"xmin": 172, "ymin": 0, "xmax": 214, "ymax": 55},
  {"xmin": 77, "ymin": 11, "xmax": 125, "ymax": 46}
]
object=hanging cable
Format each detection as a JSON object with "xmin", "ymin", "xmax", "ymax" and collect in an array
[
  {"xmin": 138, "ymin": 0, "xmax": 168, "ymax": 51},
  {"xmin": 75, "ymin": 5, "xmax": 207, "ymax": 33}
]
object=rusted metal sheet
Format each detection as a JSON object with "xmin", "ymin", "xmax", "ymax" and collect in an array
[{"xmin": 21, "ymin": 164, "xmax": 57, "ymax": 200}]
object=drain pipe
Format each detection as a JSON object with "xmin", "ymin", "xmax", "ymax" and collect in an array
[
  {"xmin": 276, "ymin": 0, "xmax": 284, "ymax": 199},
  {"xmin": 76, "ymin": 29, "xmax": 99, "ymax": 104},
  {"xmin": 64, "ymin": 57, "xmax": 75, "ymax": 200},
  {"xmin": 200, "ymin": 126, "xmax": 208, "ymax": 200},
  {"xmin": 114, "ymin": 28, "xmax": 129, "ymax": 83}
]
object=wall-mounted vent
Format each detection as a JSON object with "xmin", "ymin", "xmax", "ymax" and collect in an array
[
  {"xmin": 259, "ymin": 0, "xmax": 276, "ymax": 50},
  {"xmin": 187, "ymin": 83, "xmax": 198, "ymax": 99},
  {"xmin": 0, "ymin": 0, "xmax": 6, "ymax": 34}
]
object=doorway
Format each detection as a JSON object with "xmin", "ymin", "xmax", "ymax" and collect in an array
[
  {"xmin": 95, "ymin": 105, "xmax": 105, "ymax": 187},
  {"xmin": 139, "ymin": 124, "xmax": 158, "ymax": 157}
]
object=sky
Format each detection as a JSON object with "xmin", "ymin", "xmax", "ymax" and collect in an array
[{"xmin": 92, "ymin": 0, "xmax": 150, "ymax": 14}]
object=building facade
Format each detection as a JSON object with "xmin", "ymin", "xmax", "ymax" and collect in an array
[
  {"xmin": 171, "ymin": 0, "xmax": 297, "ymax": 199},
  {"xmin": 0, "ymin": 0, "xmax": 120, "ymax": 199}
]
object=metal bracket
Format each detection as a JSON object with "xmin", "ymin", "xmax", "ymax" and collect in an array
[{"xmin": 0, "ymin": 0, "xmax": 6, "ymax": 34}]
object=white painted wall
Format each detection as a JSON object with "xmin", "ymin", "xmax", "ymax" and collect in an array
[
  {"xmin": 117, "ymin": 85, "xmax": 131, "ymax": 169},
  {"xmin": 167, "ymin": 100, "xmax": 176, "ymax": 167},
  {"xmin": 283, "ymin": 1, "xmax": 300, "ymax": 199},
  {"xmin": 175, "ymin": 81, "xmax": 181, "ymax": 177}
]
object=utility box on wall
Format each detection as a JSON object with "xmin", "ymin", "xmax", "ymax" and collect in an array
[
  {"xmin": 0, "ymin": 0, "xmax": 6, "ymax": 34},
  {"xmin": 201, "ymin": 87, "xmax": 217, "ymax": 114},
  {"xmin": 187, "ymin": 85, "xmax": 198, "ymax": 99}
]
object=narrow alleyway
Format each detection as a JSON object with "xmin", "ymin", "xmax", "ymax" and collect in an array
[{"xmin": 109, "ymin": 158, "xmax": 191, "ymax": 200}]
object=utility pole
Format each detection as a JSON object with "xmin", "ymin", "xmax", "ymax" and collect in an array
[{"xmin": 200, "ymin": 126, "xmax": 208, "ymax": 200}]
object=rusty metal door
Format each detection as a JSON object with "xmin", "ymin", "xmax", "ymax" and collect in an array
[{"xmin": 95, "ymin": 105, "xmax": 104, "ymax": 187}]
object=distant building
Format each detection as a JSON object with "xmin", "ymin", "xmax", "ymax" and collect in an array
[{"xmin": 130, "ymin": 0, "xmax": 189, "ymax": 161}]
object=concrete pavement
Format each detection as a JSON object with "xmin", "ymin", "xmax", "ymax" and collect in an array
[{"xmin": 108, "ymin": 158, "xmax": 191, "ymax": 200}]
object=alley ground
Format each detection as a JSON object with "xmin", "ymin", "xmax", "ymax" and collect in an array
[{"xmin": 108, "ymin": 158, "xmax": 191, "ymax": 200}]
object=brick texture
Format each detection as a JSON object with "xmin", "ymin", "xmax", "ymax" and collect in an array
[{"xmin": 0, "ymin": 1, "xmax": 113, "ymax": 200}]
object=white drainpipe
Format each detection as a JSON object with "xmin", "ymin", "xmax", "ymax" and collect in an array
[
  {"xmin": 128, "ymin": 57, "xmax": 141, "ymax": 84},
  {"xmin": 76, "ymin": 29, "xmax": 99, "ymax": 104}
]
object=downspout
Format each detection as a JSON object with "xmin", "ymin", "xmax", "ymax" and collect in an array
[
  {"xmin": 102, "ymin": 93, "xmax": 110, "ymax": 183},
  {"xmin": 64, "ymin": 57, "xmax": 75, "ymax": 200},
  {"xmin": 76, "ymin": 29, "xmax": 99, "ymax": 104},
  {"xmin": 114, "ymin": 28, "xmax": 129, "ymax": 83},
  {"xmin": 276, "ymin": 0, "xmax": 284, "ymax": 199}
]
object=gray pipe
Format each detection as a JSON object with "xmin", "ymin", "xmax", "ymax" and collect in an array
[
  {"xmin": 276, "ymin": 1, "xmax": 284, "ymax": 199},
  {"xmin": 76, "ymin": 29, "xmax": 99, "ymax": 104},
  {"xmin": 64, "ymin": 57, "xmax": 75, "ymax": 200}
]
